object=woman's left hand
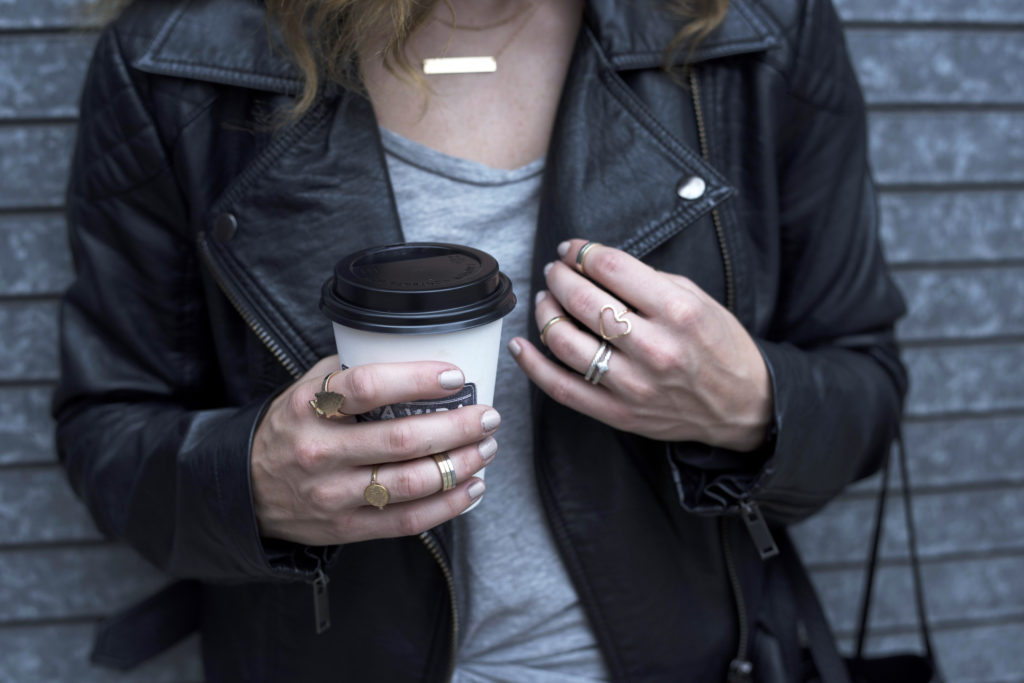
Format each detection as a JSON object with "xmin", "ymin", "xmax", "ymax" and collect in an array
[{"xmin": 509, "ymin": 239, "xmax": 773, "ymax": 452}]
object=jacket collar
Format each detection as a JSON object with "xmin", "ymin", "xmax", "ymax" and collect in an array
[{"xmin": 132, "ymin": 0, "xmax": 778, "ymax": 92}]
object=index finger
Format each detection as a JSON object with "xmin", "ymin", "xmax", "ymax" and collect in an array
[
  {"xmin": 558, "ymin": 239, "xmax": 678, "ymax": 317},
  {"xmin": 305, "ymin": 361, "xmax": 470, "ymax": 418}
]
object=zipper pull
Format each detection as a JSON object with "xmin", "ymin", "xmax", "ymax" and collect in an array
[
  {"xmin": 727, "ymin": 658, "xmax": 753, "ymax": 683},
  {"xmin": 312, "ymin": 567, "xmax": 331, "ymax": 634},
  {"xmin": 739, "ymin": 501, "xmax": 779, "ymax": 559}
]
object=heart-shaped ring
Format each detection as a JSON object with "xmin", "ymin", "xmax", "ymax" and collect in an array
[{"xmin": 599, "ymin": 305, "xmax": 632, "ymax": 341}]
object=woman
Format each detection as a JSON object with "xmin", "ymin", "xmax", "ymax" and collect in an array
[{"xmin": 54, "ymin": 0, "xmax": 907, "ymax": 680}]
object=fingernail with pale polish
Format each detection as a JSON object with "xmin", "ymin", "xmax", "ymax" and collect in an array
[
  {"xmin": 479, "ymin": 436, "xmax": 498, "ymax": 463},
  {"xmin": 439, "ymin": 369, "xmax": 464, "ymax": 389},
  {"xmin": 535, "ymin": 290, "xmax": 548, "ymax": 305},
  {"xmin": 543, "ymin": 262, "xmax": 554, "ymax": 276},
  {"xmin": 468, "ymin": 480, "xmax": 486, "ymax": 500},
  {"xmin": 557, "ymin": 241, "xmax": 570, "ymax": 258},
  {"xmin": 507, "ymin": 339, "xmax": 522, "ymax": 357},
  {"xmin": 481, "ymin": 409, "xmax": 501, "ymax": 432}
]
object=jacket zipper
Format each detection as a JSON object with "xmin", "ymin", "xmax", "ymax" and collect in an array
[
  {"xmin": 720, "ymin": 518, "xmax": 752, "ymax": 683},
  {"xmin": 198, "ymin": 235, "xmax": 458, "ymax": 656},
  {"xmin": 197, "ymin": 234, "xmax": 304, "ymax": 380},
  {"xmin": 688, "ymin": 66, "xmax": 772, "ymax": 680},
  {"xmin": 420, "ymin": 530, "xmax": 459, "ymax": 681},
  {"xmin": 688, "ymin": 68, "xmax": 736, "ymax": 313}
]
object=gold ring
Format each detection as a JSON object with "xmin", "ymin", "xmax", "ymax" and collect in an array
[
  {"xmin": 309, "ymin": 370, "xmax": 350, "ymax": 419},
  {"xmin": 364, "ymin": 465, "xmax": 390, "ymax": 509},
  {"xmin": 433, "ymin": 452, "xmax": 456, "ymax": 491},
  {"xmin": 598, "ymin": 305, "xmax": 632, "ymax": 341},
  {"xmin": 584, "ymin": 341, "xmax": 612, "ymax": 384},
  {"xmin": 575, "ymin": 241, "xmax": 600, "ymax": 275},
  {"xmin": 539, "ymin": 316, "xmax": 566, "ymax": 346}
]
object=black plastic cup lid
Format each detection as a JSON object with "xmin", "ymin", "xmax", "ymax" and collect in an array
[{"xmin": 320, "ymin": 242, "xmax": 516, "ymax": 334}]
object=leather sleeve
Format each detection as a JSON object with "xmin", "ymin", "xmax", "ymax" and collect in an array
[
  {"xmin": 669, "ymin": 0, "xmax": 908, "ymax": 525},
  {"xmin": 52, "ymin": 28, "xmax": 317, "ymax": 582}
]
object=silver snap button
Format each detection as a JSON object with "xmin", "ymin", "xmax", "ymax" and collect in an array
[
  {"xmin": 676, "ymin": 176, "xmax": 707, "ymax": 200},
  {"xmin": 213, "ymin": 213, "xmax": 238, "ymax": 242}
]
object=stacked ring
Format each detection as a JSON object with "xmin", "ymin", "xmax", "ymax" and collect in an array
[
  {"xmin": 540, "ymin": 315, "xmax": 565, "ymax": 346},
  {"xmin": 575, "ymin": 241, "xmax": 600, "ymax": 275},
  {"xmin": 584, "ymin": 342, "xmax": 613, "ymax": 385},
  {"xmin": 434, "ymin": 453, "xmax": 456, "ymax": 491}
]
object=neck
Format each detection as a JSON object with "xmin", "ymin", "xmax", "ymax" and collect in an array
[{"xmin": 433, "ymin": 0, "xmax": 529, "ymax": 27}]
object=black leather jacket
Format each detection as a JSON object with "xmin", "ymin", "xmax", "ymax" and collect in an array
[{"xmin": 54, "ymin": 0, "xmax": 906, "ymax": 680}]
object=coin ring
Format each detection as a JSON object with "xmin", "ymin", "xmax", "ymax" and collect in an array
[{"xmin": 364, "ymin": 466, "xmax": 390, "ymax": 509}]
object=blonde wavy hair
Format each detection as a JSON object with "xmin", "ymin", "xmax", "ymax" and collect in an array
[{"xmin": 93, "ymin": 0, "xmax": 729, "ymax": 117}]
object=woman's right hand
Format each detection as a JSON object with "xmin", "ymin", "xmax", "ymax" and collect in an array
[{"xmin": 251, "ymin": 356, "xmax": 499, "ymax": 546}]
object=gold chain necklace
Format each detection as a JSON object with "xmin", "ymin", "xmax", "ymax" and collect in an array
[
  {"xmin": 422, "ymin": 2, "xmax": 540, "ymax": 75},
  {"xmin": 432, "ymin": 2, "xmax": 533, "ymax": 32}
]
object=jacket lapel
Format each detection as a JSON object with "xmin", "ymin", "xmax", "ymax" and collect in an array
[{"xmin": 201, "ymin": 91, "xmax": 403, "ymax": 372}]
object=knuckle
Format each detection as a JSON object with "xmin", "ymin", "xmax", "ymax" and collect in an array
[
  {"xmin": 385, "ymin": 421, "xmax": 418, "ymax": 456},
  {"xmin": 307, "ymin": 482, "xmax": 338, "ymax": 513},
  {"xmin": 344, "ymin": 367, "xmax": 378, "ymax": 404},
  {"xmin": 647, "ymin": 347, "xmax": 679, "ymax": 374},
  {"xmin": 547, "ymin": 331, "xmax": 577, "ymax": 360},
  {"xmin": 567, "ymin": 288, "xmax": 598, "ymax": 316},
  {"xmin": 549, "ymin": 376, "xmax": 575, "ymax": 405},
  {"xmin": 663, "ymin": 296, "xmax": 699, "ymax": 328},
  {"xmin": 634, "ymin": 334, "xmax": 681, "ymax": 374},
  {"xmin": 289, "ymin": 387, "xmax": 312, "ymax": 416},
  {"xmin": 294, "ymin": 442, "xmax": 326, "ymax": 471},
  {"xmin": 390, "ymin": 464, "xmax": 423, "ymax": 499},
  {"xmin": 592, "ymin": 250, "xmax": 624, "ymax": 277},
  {"xmin": 329, "ymin": 515, "xmax": 357, "ymax": 541},
  {"xmin": 396, "ymin": 510, "xmax": 428, "ymax": 537},
  {"xmin": 625, "ymin": 376, "xmax": 657, "ymax": 403}
]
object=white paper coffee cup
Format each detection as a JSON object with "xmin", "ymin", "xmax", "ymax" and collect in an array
[{"xmin": 319, "ymin": 243, "xmax": 516, "ymax": 510}]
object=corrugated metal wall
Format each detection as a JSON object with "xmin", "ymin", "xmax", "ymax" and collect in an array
[{"xmin": 1, "ymin": 0, "xmax": 1021, "ymax": 680}]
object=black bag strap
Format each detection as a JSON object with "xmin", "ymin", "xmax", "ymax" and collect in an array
[
  {"xmin": 852, "ymin": 427, "xmax": 941, "ymax": 677},
  {"xmin": 780, "ymin": 532, "xmax": 853, "ymax": 683}
]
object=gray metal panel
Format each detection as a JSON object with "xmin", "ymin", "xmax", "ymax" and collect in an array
[
  {"xmin": 0, "ymin": 467, "xmax": 102, "ymax": 544},
  {"xmin": 849, "ymin": 30, "xmax": 1024, "ymax": 105},
  {"xmin": 0, "ymin": 387, "xmax": 55, "ymax": 466},
  {"xmin": 0, "ymin": 0, "xmax": 98, "ymax": 30},
  {"xmin": 812, "ymin": 555, "xmax": 1024, "ymax": 633},
  {"xmin": 870, "ymin": 111, "xmax": 1024, "ymax": 185},
  {"xmin": 880, "ymin": 191, "xmax": 1024, "ymax": 264},
  {"xmin": 0, "ymin": 624, "xmax": 201, "ymax": 682},
  {"xmin": 894, "ymin": 267, "xmax": 1024, "ymax": 340},
  {"xmin": 905, "ymin": 344, "xmax": 1024, "ymax": 415},
  {"xmin": 0, "ymin": 34, "xmax": 96, "ymax": 120},
  {"xmin": 0, "ymin": 546, "xmax": 166, "ymax": 622},
  {"xmin": 794, "ymin": 488, "xmax": 1024, "ymax": 565},
  {"xmin": 0, "ymin": 301, "xmax": 59, "ymax": 382},
  {"xmin": 0, "ymin": 213, "xmax": 73, "ymax": 295},
  {"xmin": 834, "ymin": 0, "xmax": 1024, "ymax": 24},
  {"xmin": 0, "ymin": 124, "xmax": 75, "ymax": 210}
]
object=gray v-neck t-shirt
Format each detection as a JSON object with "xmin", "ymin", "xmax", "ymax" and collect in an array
[{"xmin": 380, "ymin": 128, "xmax": 609, "ymax": 682}]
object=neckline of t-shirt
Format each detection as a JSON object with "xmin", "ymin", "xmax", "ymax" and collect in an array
[{"xmin": 379, "ymin": 127, "xmax": 545, "ymax": 187}]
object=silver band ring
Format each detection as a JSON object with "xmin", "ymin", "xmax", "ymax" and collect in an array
[
  {"xmin": 584, "ymin": 341, "xmax": 613, "ymax": 385},
  {"xmin": 576, "ymin": 241, "xmax": 600, "ymax": 275},
  {"xmin": 433, "ymin": 452, "xmax": 457, "ymax": 491},
  {"xmin": 540, "ymin": 315, "xmax": 566, "ymax": 346}
]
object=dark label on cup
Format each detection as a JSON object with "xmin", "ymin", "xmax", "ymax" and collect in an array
[{"xmin": 356, "ymin": 383, "xmax": 477, "ymax": 422}]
